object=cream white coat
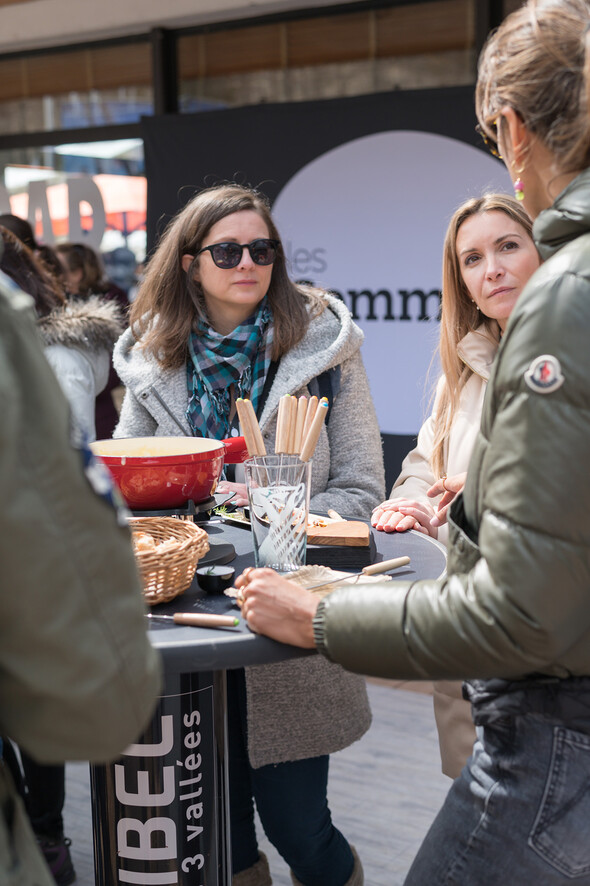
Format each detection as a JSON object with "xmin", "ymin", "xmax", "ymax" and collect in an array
[
  {"xmin": 392, "ymin": 324, "xmax": 498, "ymax": 778},
  {"xmin": 392, "ymin": 325, "xmax": 498, "ymax": 545}
]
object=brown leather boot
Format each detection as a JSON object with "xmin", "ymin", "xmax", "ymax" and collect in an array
[
  {"xmin": 289, "ymin": 845, "xmax": 364, "ymax": 886},
  {"xmin": 232, "ymin": 851, "xmax": 272, "ymax": 886}
]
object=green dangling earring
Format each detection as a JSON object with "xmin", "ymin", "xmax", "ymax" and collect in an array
[{"xmin": 512, "ymin": 158, "xmax": 525, "ymax": 202}]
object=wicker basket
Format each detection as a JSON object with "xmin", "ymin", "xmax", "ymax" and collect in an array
[{"xmin": 128, "ymin": 517, "xmax": 210, "ymax": 605}]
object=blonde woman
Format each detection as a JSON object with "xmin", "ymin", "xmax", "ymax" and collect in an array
[
  {"xmin": 371, "ymin": 194, "xmax": 540, "ymax": 777},
  {"xmin": 373, "ymin": 194, "xmax": 539, "ymax": 542}
]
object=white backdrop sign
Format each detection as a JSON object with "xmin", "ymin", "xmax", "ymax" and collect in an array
[{"xmin": 273, "ymin": 130, "xmax": 512, "ymax": 435}]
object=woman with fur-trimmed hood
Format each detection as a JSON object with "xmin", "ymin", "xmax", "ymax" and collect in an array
[{"xmin": 0, "ymin": 226, "xmax": 123, "ymax": 444}]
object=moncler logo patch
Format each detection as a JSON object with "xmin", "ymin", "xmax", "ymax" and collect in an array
[{"xmin": 524, "ymin": 354, "xmax": 564, "ymax": 393}]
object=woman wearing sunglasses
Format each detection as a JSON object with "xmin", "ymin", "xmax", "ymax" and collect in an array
[
  {"xmin": 371, "ymin": 193, "xmax": 540, "ymax": 780},
  {"xmin": 113, "ymin": 183, "xmax": 384, "ymax": 886},
  {"xmin": 237, "ymin": 1, "xmax": 590, "ymax": 882}
]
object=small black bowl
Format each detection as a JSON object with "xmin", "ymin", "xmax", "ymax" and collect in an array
[{"xmin": 196, "ymin": 565, "xmax": 236, "ymax": 595}]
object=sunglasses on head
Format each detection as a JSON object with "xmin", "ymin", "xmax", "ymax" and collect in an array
[
  {"xmin": 475, "ymin": 120, "xmax": 503, "ymax": 159},
  {"xmin": 195, "ymin": 238, "xmax": 280, "ymax": 269}
]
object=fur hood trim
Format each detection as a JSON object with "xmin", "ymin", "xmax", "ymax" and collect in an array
[{"xmin": 37, "ymin": 296, "xmax": 124, "ymax": 352}]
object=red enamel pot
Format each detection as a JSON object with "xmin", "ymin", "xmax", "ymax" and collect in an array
[{"xmin": 90, "ymin": 435, "xmax": 249, "ymax": 509}]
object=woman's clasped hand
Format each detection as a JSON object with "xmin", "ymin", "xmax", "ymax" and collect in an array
[
  {"xmin": 371, "ymin": 471, "xmax": 467, "ymax": 536},
  {"xmin": 371, "ymin": 496, "xmax": 437, "ymax": 536}
]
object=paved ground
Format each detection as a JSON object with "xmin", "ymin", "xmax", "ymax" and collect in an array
[{"xmin": 64, "ymin": 679, "xmax": 450, "ymax": 885}]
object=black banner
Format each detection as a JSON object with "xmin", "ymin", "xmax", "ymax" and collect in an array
[{"xmin": 142, "ymin": 85, "xmax": 480, "ymax": 251}]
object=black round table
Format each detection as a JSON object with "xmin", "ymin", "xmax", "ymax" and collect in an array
[{"xmin": 90, "ymin": 520, "xmax": 446, "ymax": 886}]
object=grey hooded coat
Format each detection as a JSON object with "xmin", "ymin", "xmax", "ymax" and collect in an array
[{"xmin": 113, "ymin": 292, "xmax": 385, "ymax": 766}]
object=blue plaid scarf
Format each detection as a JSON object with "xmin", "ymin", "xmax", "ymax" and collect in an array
[{"xmin": 186, "ymin": 299, "xmax": 273, "ymax": 440}]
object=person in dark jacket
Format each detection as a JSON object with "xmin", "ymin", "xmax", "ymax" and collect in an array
[{"xmin": 236, "ymin": 2, "xmax": 590, "ymax": 883}]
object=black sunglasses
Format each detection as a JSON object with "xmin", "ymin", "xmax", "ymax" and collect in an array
[
  {"xmin": 195, "ymin": 238, "xmax": 280, "ymax": 269},
  {"xmin": 475, "ymin": 121, "xmax": 503, "ymax": 159}
]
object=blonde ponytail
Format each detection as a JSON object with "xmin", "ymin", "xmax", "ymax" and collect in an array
[{"xmin": 476, "ymin": 0, "xmax": 590, "ymax": 176}]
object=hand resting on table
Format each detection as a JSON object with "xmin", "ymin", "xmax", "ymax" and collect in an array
[
  {"xmin": 371, "ymin": 471, "xmax": 467, "ymax": 538},
  {"xmin": 371, "ymin": 497, "xmax": 438, "ymax": 537},
  {"xmin": 236, "ymin": 567, "xmax": 318, "ymax": 648}
]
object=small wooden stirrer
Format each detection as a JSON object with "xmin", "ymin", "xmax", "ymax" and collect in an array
[
  {"xmin": 286, "ymin": 395, "xmax": 298, "ymax": 454},
  {"xmin": 275, "ymin": 395, "xmax": 290, "ymax": 453},
  {"xmin": 293, "ymin": 396, "xmax": 308, "ymax": 454},
  {"xmin": 235, "ymin": 398, "xmax": 257, "ymax": 456},
  {"xmin": 300, "ymin": 397, "xmax": 329, "ymax": 462},
  {"xmin": 302, "ymin": 395, "xmax": 318, "ymax": 443},
  {"xmin": 244, "ymin": 399, "xmax": 267, "ymax": 456},
  {"xmin": 236, "ymin": 398, "xmax": 266, "ymax": 456}
]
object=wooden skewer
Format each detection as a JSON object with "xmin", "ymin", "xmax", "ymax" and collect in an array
[
  {"xmin": 235, "ymin": 398, "xmax": 256, "ymax": 456},
  {"xmin": 245, "ymin": 398, "xmax": 267, "ymax": 456},
  {"xmin": 293, "ymin": 396, "xmax": 308, "ymax": 455},
  {"xmin": 286, "ymin": 395, "xmax": 298, "ymax": 454},
  {"xmin": 236, "ymin": 398, "xmax": 266, "ymax": 457},
  {"xmin": 300, "ymin": 397, "xmax": 329, "ymax": 462},
  {"xmin": 302, "ymin": 395, "xmax": 318, "ymax": 443},
  {"xmin": 275, "ymin": 395, "xmax": 290, "ymax": 454}
]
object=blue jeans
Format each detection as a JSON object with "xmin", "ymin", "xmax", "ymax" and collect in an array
[
  {"xmin": 405, "ymin": 676, "xmax": 590, "ymax": 885},
  {"xmin": 227, "ymin": 668, "xmax": 354, "ymax": 885}
]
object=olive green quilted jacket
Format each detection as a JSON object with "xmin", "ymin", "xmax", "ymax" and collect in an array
[{"xmin": 315, "ymin": 169, "xmax": 590, "ymax": 683}]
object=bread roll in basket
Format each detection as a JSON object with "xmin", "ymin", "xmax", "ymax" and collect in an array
[{"xmin": 128, "ymin": 517, "xmax": 209, "ymax": 605}]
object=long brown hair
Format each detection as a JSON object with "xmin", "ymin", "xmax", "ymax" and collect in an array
[
  {"xmin": 430, "ymin": 194, "xmax": 535, "ymax": 477},
  {"xmin": 130, "ymin": 183, "xmax": 324, "ymax": 369},
  {"xmin": 476, "ymin": 0, "xmax": 590, "ymax": 178},
  {"xmin": 0, "ymin": 225, "xmax": 65, "ymax": 317}
]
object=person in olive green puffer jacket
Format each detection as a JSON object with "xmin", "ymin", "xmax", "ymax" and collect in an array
[
  {"xmin": 237, "ymin": 3, "xmax": 590, "ymax": 884},
  {"xmin": 0, "ymin": 268, "xmax": 161, "ymax": 886}
]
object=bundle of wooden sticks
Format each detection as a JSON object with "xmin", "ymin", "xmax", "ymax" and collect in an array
[{"xmin": 236, "ymin": 394, "xmax": 329, "ymax": 461}]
